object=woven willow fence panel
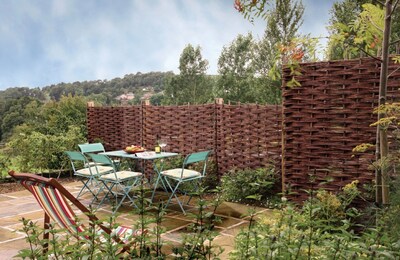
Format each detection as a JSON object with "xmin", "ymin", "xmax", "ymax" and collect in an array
[
  {"xmin": 87, "ymin": 103, "xmax": 282, "ymax": 177},
  {"xmin": 282, "ymin": 57, "xmax": 400, "ymax": 202},
  {"xmin": 142, "ymin": 104, "xmax": 216, "ymax": 155},
  {"xmin": 87, "ymin": 106, "xmax": 142, "ymax": 151},
  {"xmin": 217, "ymin": 104, "xmax": 282, "ymax": 174}
]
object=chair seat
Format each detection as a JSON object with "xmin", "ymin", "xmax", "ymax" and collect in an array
[
  {"xmin": 76, "ymin": 166, "xmax": 113, "ymax": 176},
  {"xmin": 100, "ymin": 171, "xmax": 142, "ymax": 181},
  {"xmin": 161, "ymin": 168, "xmax": 202, "ymax": 180}
]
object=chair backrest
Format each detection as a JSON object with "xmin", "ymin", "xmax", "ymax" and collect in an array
[
  {"xmin": 88, "ymin": 153, "xmax": 115, "ymax": 171},
  {"xmin": 78, "ymin": 143, "xmax": 105, "ymax": 154},
  {"xmin": 8, "ymin": 171, "xmax": 110, "ymax": 238},
  {"xmin": 64, "ymin": 151, "xmax": 92, "ymax": 172},
  {"xmin": 183, "ymin": 150, "xmax": 212, "ymax": 175},
  {"xmin": 65, "ymin": 150, "xmax": 88, "ymax": 163}
]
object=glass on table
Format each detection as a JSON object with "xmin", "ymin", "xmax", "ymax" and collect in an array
[{"xmin": 158, "ymin": 138, "xmax": 167, "ymax": 152}]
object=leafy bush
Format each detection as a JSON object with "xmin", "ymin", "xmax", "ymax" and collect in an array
[
  {"xmin": 221, "ymin": 166, "xmax": 277, "ymax": 203},
  {"xmin": 231, "ymin": 184, "xmax": 400, "ymax": 259},
  {"xmin": 6, "ymin": 126, "xmax": 85, "ymax": 173},
  {"xmin": 4, "ymin": 95, "xmax": 87, "ymax": 173}
]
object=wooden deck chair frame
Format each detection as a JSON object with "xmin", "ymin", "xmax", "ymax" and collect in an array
[{"xmin": 8, "ymin": 171, "xmax": 142, "ymax": 255}]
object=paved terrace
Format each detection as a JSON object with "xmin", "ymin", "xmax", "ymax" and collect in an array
[{"xmin": 0, "ymin": 180, "xmax": 271, "ymax": 259}]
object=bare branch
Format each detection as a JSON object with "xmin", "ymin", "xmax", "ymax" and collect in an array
[
  {"xmin": 388, "ymin": 65, "xmax": 400, "ymax": 78},
  {"xmin": 390, "ymin": 0, "xmax": 399, "ymax": 16},
  {"xmin": 390, "ymin": 39, "xmax": 400, "ymax": 46},
  {"xmin": 371, "ymin": 0, "xmax": 386, "ymax": 6},
  {"xmin": 357, "ymin": 46, "xmax": 383, "ymax": 62}
]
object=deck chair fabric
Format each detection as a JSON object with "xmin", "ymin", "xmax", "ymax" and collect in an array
[
  {"xmin": 64, "ymin": 151, "xmax": 113, "ymax": 199},
  {"xmin": 88, "ymin": 153, "xmax": 142, "ymax": 212},
  {"xmin": 159, "ymin": 150, "xmax": 212, "ymax": 214},
  {"xmin": 8, "ymin": 171, "xmax": 143, "ymax": 254}
]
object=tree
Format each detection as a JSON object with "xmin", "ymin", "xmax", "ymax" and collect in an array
[
  {"xmin": 377, "ymin": 0, "xmax": 397, "ymax": 205},
  {"xmin": 5, "ymin": 95, "xmax": 87, "ymax": 172},
  {"xmin": 163, "ymin": 44, "xmax": 212, "ymax": 105},
  {"xmin": 327, "ymin": 2, "xmax": 384, "ymax": 59},
  {"xmin": 265, "ymin": 0, "xmax": 304, "ymax": 46},
  {"xmin": 232, "ymin": 0, "xmax": 308, "ymax": 103},
  {"xmin": 327, "ymin": 0, "xmax": 371, "ymax": 59},
  {"xmin": 0, "ymin": 96, "xmax": 39, "ymax": 141},
  {"xmin": 217, "ymin": 33, "xmax": 258, "ymax": 103}
]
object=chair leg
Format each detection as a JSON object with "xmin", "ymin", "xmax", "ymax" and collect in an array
[
  {"xmin": 113, "ymin": 180, "xmax": 139, "ymax": 212},
  {"xmin": 164, "ymin": 178, "xmax": 186, "ymax": 214},
  {"xmin": 77, "ymin": 178, "xmax": 97, "ymax": 198},
  {"xmin": 151, "ymin": 174, "xmax": 168, "ymax": 202},
  {"xmin": 97, "ymin": 182, "xmax": 116, "ymax": 208},
  {"xmin": 43, "ymin": 213, "xmax": 50, "ymax": 253}
]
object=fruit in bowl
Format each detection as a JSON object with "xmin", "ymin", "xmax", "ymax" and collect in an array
[{"xmin": 124, "ymin": 145, "xmax": 145, "ymax": 154}]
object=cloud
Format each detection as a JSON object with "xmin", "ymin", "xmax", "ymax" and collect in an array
[{"xmin": 0, "ymin": 0, "xmax": 333, "ymax": 90}]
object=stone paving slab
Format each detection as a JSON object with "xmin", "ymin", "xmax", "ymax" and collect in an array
[{"xmin": 0, "ymin": 181, "xmax": 271, "ymax": 259}]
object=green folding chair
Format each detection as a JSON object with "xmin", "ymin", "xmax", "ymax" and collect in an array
[
  {"xmin": 158, "ymin": 150, "xmax": 212, "ymax": 214},
  {"xmin": 64, "ymin": 151, "xmax": 113, "ymax": 200},
  {"xmin": 79, "ymin": 142, "xmax": 120, "ymax": 168},
  {"xmin": 88, "ymin": 153, "xmax": 142, "ymax": 212},
  {"xmin": 78, "ymin": 142, "xmax": 106, "ymax": 154}
]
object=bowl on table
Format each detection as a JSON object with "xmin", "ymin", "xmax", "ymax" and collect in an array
[{"xmin": 124, "ymin": 145, "xmax": 145, "ymax": 154}]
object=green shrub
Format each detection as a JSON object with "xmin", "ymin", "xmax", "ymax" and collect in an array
[
  {"xmin": 221, "ymin": 166, "xmax": 277, "ymax": 204},
  {"xmin": 231, "ymin": 190, "xmax": 400, "ymax": 259}
]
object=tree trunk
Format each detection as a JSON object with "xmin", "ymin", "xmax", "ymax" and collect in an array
[{"xmin": 378, "ymin": 0, "xmax": 393, "ymax": 206}]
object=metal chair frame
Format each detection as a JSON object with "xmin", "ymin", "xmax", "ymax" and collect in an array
[
  {"xmin": 159, "ymin": 150, "xmax": 212, "ymax": 214},
  {"xmin": 64, "ymin": 151, "xmax": 113, "ymax": 200},
  {"xmin": 88, "ymin": 153, "xmax": 142, "ymax": 212}
]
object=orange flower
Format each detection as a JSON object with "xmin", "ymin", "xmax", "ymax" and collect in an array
[{"xmin": 291, "ymin": 49, "xmax": 304, "ymax": 61}]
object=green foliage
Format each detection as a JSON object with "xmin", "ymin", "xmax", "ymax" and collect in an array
[
  {"xmin": 217, "ymin": 33, "xmax": 260, "ymax": 103},
  {"xmin": 7, "ymin": 126, "xmax": 85, "ymax": 172},
  {"xmin": 0, "ymin": 96, "xmax": 42, "ymax": 141},
  {"xmin": 221, "ymin": 166, "xmax": 276, "ymax": 204},
  {"xmin": 5, "ymin": 95, "xmax": 87, "ymax": 173},
  {"xmin": 163, "ymin": 44, "xmax": 213, "ymax": 105},
  {"xmin": 326, "ymin": 1, "xmax": 400, "ymax": 60},
  {"xmin": 42, "ymin": 71, "xmax": 172, "ymax": 102},
  {"xmin": 265, "ymin": 0, "xmax": 304, "ymax": 46},
  {"xmin": 172, "ymin": 186, "xmax": 224, "ymax": 259},
  {"xmin": 231, "ymin": 184, "xmax": 400, "ymax": 259}
]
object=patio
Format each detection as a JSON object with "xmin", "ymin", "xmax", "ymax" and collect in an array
[{"xmin": 0, "ymin": 179, "xmax": 271, "ymax": 259}]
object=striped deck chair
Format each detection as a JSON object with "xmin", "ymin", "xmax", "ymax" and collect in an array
[{"xmin": 9, "ymin": 171, "xmax": 144, "ymax": 255}]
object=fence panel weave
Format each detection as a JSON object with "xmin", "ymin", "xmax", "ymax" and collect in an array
[
  {"xmin": 87, "ymin": 106, "xmax": 142, "ymax": 151},
  {"xmin": 87, "ymin": 103, "xmax": 282, "ymax": 177},
  {"xmin": 142, "ymin": 104, "xmax": 216, "ymax": 154},
  {"xmin": 282, "ymin": 57, "xmax": 400, "ymax": 202},
  {"xmin": 217, "ymin": 104, "xmax": 282, "ymax": 174}
]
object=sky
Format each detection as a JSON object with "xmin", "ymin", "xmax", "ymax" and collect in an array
[{"xmin": 0, "ymin": 0, "xmax": 336, "ymax": 90}]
